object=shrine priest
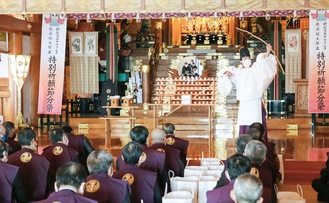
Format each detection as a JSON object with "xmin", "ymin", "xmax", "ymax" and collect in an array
[{"xmin": 217, "ymin": 44, "xmax": 277, "ymax": 141}]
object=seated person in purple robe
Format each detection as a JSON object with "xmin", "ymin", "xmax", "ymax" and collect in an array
[
  {"xmin": 248, "ymin": 122, "xmax": 281, "ymax": 182},
  {"xmin": 2, "ymin": 121, "xmax": 21, "ymax": 154},
  {"xmin": 312, "ymin": 152, "xmax": 329, "ymax": 202},
  {"xmin": 245, "ymin": 140, "xmax": 277, "ymax": 202},
  {"xmin": 214, "ymin": 134, "xmax": 253, "ymax": 189},
  {"xmin": 62, "ymin": 125, "xmax": 95, "ymax": 172},
  {"xmin": 0, "ymin": 140, "xmax": 26, "ymax": 203},
  {"xmin": 150, "ymin": 128, "xmax": 185, "ymax": 177},
  {"xmin": 117, "ymin": 125, "xmax": 166, "ymax": 194},
  {"xmin": 35, "ymin": 162, "xmax": 96, "ymax": 203},
  {"xmin": 84, "ymin": 150, "xmax": 131, "ymax": 203},
  {"xmin": 162, "ymin": 123, "xmax": 189, "ymax": 167},
  {"xmin": 7, "ymin": 128, "xmax": 50, "ymax": 202},
  {"xmin": 207, "ymin": 154, "xmax": 251, "ymax": 203},
  {"xmin": 113, "ymin": 141, "xmax": 161, "ymax": 203},
  {"xmin": 231, "ymin": 173, "xmax": 263, "ymax": 203},
  {"xmin": 42, "ymin": 128, "xmax": 79, "ymax": 193}
]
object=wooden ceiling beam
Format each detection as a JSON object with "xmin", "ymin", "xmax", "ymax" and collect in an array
[{"xmin": 0, "ymin": 15, "xmax": 41, "ymax": 34}]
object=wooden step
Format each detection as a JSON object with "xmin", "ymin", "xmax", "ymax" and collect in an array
[
  {"xmin": 267, "ymin": 117, "xmax": 311, "ymax": 129},
  {"xmin": 283, "ymin": 160, "xmax": 324, "ymax": 184}
]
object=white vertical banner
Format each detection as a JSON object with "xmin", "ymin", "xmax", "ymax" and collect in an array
[
  {"xmin": 308, "ymin": 10, "xmax": 329, "ymax": 113},
  {"xmin": 37, "ymin": 14, "xmax": 67, "ymax": 115}
]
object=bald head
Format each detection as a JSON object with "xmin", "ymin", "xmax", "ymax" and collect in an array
[{"xmin": 151, "ymin": 128, "xmax": 166, "ymax": 143}]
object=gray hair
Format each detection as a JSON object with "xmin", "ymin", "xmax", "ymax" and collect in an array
[
  {"xmin": 244, "ymin": 140, "xmax": 267, "ymax": 165},
  {"xmin": 87, "ymin": 150, "xmax": 113, "ymax": 174},
  {"xmin": 233, "ymin": 173, "xmax": 263, "ymax": 203}
]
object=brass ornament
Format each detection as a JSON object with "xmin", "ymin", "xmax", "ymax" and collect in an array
[
  {"xmin": 166, "ymin": 137, "xmax": 176, "ymax": 145},
  {"xmin": 85, "ymin": 180, "xmax": 101, "ymax": 192},
  {"xmin": 53, "ymin": 146, "xmax": 63, "ymax": 155},
  {"xmin": 140, "ymin": 152, "xmax": 147, "ymax": 163},
  {"xmin": 122, "ymin": 173, "xmax": 135, "ymax": 185},
  {"xmin": 156, "ymin": 148, "xmax": 165, "ymax": 153},
  {"xmin": 20, "ymin": 152, "xmax": 32, "ymax": 163},
  {"xmin": 250, "ymin": 167, "xmax": 260, "ymax": 178}
]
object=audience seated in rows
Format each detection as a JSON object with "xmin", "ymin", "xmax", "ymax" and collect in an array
[
  {"xmin": 116, "ymin": 125, "xmax": 167, "ymax": 194},
  {"xmin": 62, "ymin": 125, "xmax": 95, "ymax": 172},
  {"xmin": 34, "ymin": 162, "xmax": 96, "ymax": 203},
  {"xmin": 0, "ymin": 139, "xmax": 26, "ymax": 203},
  {"xmin": 42, "ymin": 128, "xmax": 79, "ymax": 193},
  {"xmin": 245, "ymin": 140, "xmax": 277, "ymax": 202},
  {"xmin": 7, "ymin": 128, "xmax": 50, "ymax": 202},
  {"xmin": 162, "ymin": 123, "xmax": 189, "ymax": 166},
  {"xmin": 2, "ymin": 121, "xmax": 21, "ymax": 154},
  {"xmin": 207, "ymin": 154, "xmax": 252, "ymax": 203},
  {"xmin": 214, "ymin": 134, "xmax": 253, "ymax": 189},
  {"xmin": 84, "ymin": 150, "xmax": 131, "ymax": 203},
  {"xmin": 150, "ymin": 128, "xmax": 185, "ymax": 177},
  {"xmin": 113, "ymin": 141, "xmax": 161, "ymax": 203},
  {"xmin": 231, "ymin": 173, "xmax": 264, "ymax": 203}
]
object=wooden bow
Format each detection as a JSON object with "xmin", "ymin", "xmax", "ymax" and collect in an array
[{"xmin": 236, "ymin": 27, "xmax": 285, "ymax": 74}]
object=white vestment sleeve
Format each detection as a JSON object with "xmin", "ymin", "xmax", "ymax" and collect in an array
[
  {"xmin": 217, "ymin": 66, "xmax": 236, "ymax": 96},
  {"xmin": 217, "ymin": 76, "xmax": 233, "ymax": 96},
  {"xmin": 253, "ymin": 53, "xmax": 277, "ymax": 91}
]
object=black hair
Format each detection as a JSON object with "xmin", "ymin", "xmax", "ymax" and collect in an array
[
  {"xmin": 2, "ymin": 121, "xmax": 14, "ymax": 135},
  {"xmin": 62, "ymin": 125, "xmax": 73, "ymax": 134},
  {"xmin": 250, "ymin": 122, "xmax": 264, "ymax": 139},
  {"xmin": 56, "ymin": 162, "xmax": 87, "ymax": 189},
  {"xmin": 0, "ymin": 140, "xmax": 8, "ymax": 158},
  {"xmin": 162, "ymin": 123, "xmax": 175, "ymax": 134},
  {"xmin": 49, "ymin": 128, "xmax": 65, "ymax": 144},
  {"xmin": 236, "ymin": 135, "xmax": 253, "ymax": 154},
  {"xmin": 18, "ymin": 128, "xmax": 36, "ymax": 146},
  {"xmin": 129, "ymin": 125, "xmax": 148, "ymax": 144},
  {"xmin": 226, "ymin": 154, "xmax": 251, "ymax": 180},
  {"xmin": 240, "ymin": 47, "xmax": 250, "ymax": 60},
  {"xmin": 247, "ymin": 127, "xmax": 263, "ymax": 141},
  {"xmin": 122, "ymin": 141, "xmax": 142, "ymax": 165}
]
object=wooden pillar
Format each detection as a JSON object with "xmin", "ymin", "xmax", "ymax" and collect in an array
[
  {"xmin": 3, "ymin": 32, "xmax": 23, "ymax": 123},
  {"xmin": 23, "ymin": 32, "xmax": 41, "ymax": 126},
  {"xmin": 142, "ymin": 65, "xmax": 150, "ymax": 103},
  {"xmin": 228, "ymin": 17, "xmax": 237, "ymax": 45},
  {"xmin": 0, "ymin": 15, "xmax": 41, "ymax": 126}
]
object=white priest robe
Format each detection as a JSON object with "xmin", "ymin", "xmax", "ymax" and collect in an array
[{"xmin": 218, "ymin": 53, "xmax": 277, "ymax": 126}]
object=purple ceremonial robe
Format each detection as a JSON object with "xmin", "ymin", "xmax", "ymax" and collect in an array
[
  {"xmin": 83, "ymin": 172, "xmax": 131, "ymax": 203},
  {"xmin": 34, "ymin": 189, "xmax": 97, "ymax": 203},
  {"xmin": 207, "ymin": 179, "xmax": 235, "ymax": 203},
  {"xmin": 262, "ymin": 187, "xmax": 273, "ymax": 203},
  {"xmin": 42, "ymin": 143, "xmax": 79, "ymax": 192},
  {"xmin": 262, "ymin": 140, "xmax": 276, "ymax": 162},
  {"xmin": 67, "ymin": 133, "xmax": 84, "ymax": 154},
  {"xmin": 165, "ymin": 134, "xmax": 189, "ymax": 166},
  {"xmin": 251, "ymin": 159, "xmax": 276, "ymax": 189},
  {"xmin": 66, "ymin": 133, "xmax": 88, "ymax": 170},
  {"xmin": 117, "ymin": 144, "xmax": 165, "ymax": 175},
  {"xmin": 0, "ymin": 162, "xmax": 19, "ymax": 203},
  {"xmin": 117, "ymin": 144, "xmax": 166, "ymax": 193},
  {"xmin": 113, "ymin": 165, "xmax": 157, "ymax": 203},
  {"xmin": 7, "ymin": 148, "xmax": 50, "ymax": 202},
  {"xmin": 6, "ymin": 137, "xmax": 21, "ymax": 155},
  {"xmin": 150, "ymin": 143, "xmax": 184, "ymax": 177}
]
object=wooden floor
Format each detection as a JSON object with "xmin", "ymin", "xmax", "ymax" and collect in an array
[{"xmin": 35, "ymin": 115, "xmax": 329, "ymax": 203}]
